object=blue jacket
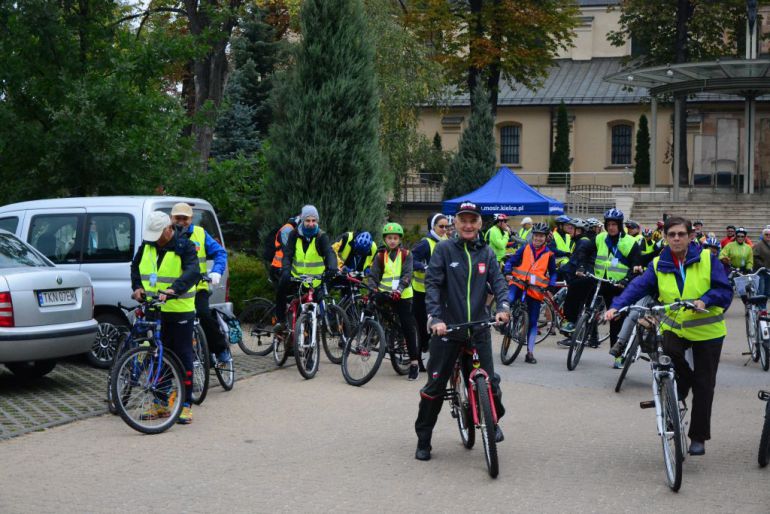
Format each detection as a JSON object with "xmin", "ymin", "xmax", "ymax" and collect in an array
[
  {"xmin": 503, "ymin": 243, "xmax": 558, "ymax": 287},
  {"xmin": 610, "ymin": 242, "xmax": 732, "ymax": 311},
  {"xmin": 412, "ymin": 233, "xmax": 442, "ymax": 272},
  {"xmin": 185, "ymin": 224, "xmax": 228, "ymax": 275}
]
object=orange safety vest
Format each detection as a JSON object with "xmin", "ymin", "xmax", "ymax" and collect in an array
[
  {"xmin": 271, "ymin": 223, "xmax": 294, "ymax": 269},
  {"xmin": 509, "ymin": 244, "xmax": 552, "ymax": 301}
]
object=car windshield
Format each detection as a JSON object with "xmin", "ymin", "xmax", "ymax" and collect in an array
[{"xmin": 0, "ymin": 233, "xmax": 52, "ymax": 268}]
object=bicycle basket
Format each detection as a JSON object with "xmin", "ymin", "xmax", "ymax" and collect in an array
[{"xmin": 734, "ymin": 275, "xmax": 760, "ymax": 296}]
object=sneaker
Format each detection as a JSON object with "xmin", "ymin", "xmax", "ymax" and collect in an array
[
  {"xmin": 408, "ymin": 364, "xmax": 419, "ymax": 381},
  {"xmin": 556, "ymin": 338, "xmax": 572, "ymax": 347},
  {"xmin": 272, "ymin": 322, "xmax": 285, "ymax": 334},
  {"xmin": 560, "ymin": 321, "xmax": 575, "ymax": 333},
  {"xmin": 139, "ymin": 401, "xmax": 170, "ymax": 420},
  {"xmin": 613, "ymin": 357, "xmax": 623, "ymax": 369},
  {"xmin": 609, "ymin": 340, "xmax": 625, "ymax": 357},
  {"xmin": 415, "ymin": 445, "xmax": 432, "ymax": 461},
  {"xmin": 495, "ymin": 425, "xmax": 505, "ymax": 443},
  {"xmin": 178, "ymin": 404, "xmax": 192, "ymax": 425},
  {"xmin": 216, "ymin": 348, "xmax": 232, "ymax": 364},
  {"xmin": 688, "ymin": 440, "xmax": 705, "ymax": 456},
  {"xmin": 524, "ymin": 352, "xmax": 537, "ymax": 364}
]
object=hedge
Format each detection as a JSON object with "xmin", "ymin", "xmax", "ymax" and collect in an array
[{"xmin": 228, "ymin": 252, "xmax": 273, "ymax": 313}]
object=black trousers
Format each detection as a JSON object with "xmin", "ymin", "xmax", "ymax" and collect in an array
[
  {"xmin": 564, "ymin": 277, "xmax": 593, "ymax": 323},
  {"xmin": 161, "ymin": 314, "xmax": 195, "ymax": 405},
  {"xmin": 412, "ymin": 291, "xmax": 430, "ymax": 353},
  {"xmin": 662, "ymin": 332, "xmax": 724, "ymax": 442},
  {"xmin": 393, "ymin": 298, "xmax": 419, "ymax": 361},
  {"xmin": 196, "ymin": 290, "xmax": 227, "ymax": 354},
  {"xmin": 414, "ymin": 331, "xmax": 504, "ymax": 447},
  {"xmin": 275, "ymin": 273, "xmax": 292, "ymax": 323},
  {"xmin": 599, "ymin": 282, "xmax": 625, "ymax": 345}
]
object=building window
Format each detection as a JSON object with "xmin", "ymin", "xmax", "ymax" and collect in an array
[
  {"xmin": 500, "ymin": 125, "xmax": 521, "ymax": 165},
  {"xmin": 611, "ymin": 124, "xmax": 633, "ymax": 165}
]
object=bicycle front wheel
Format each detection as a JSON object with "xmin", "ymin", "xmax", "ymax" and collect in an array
[
  {"xmin": 238, "ymin": 298, "xmax": 277, "ymax": 356},
  {"xmin": 761, "ymin": 342, "xmax": 770, "ymax": 372},
  {"xmin": 321, "ymin": 304, "xmax": 349, "ymax": 365},
  {"xmin": 748, "ymin": 309, "xmax": 760, "ymax": 362},
  {"xmin": 389, "ymin": 326, "xmax": 413, "ymax": 376},
  {"xmin": 214, "ymin": 356, "xmax": 235, "ymax": 391},
  {"xmin": 535, "ymin": 300, "xmax": 555, "ymax": 344},
  {"xmin": 500, "ymin": 308, "xmax": 527, "ymax": 365},
  {"xmin": 475, "ymin": 375, "xmax": 499, "ymax": 478},
  {"xmin": 191, "ymin": 325, "xmax": 210, "ymax": 405},
  {"xmin": 453, "ymin": 367, "xmax": 475, "ymax": 449},
  {"xmin": 659, "ymin": 376, "xmax": 684, "ymax": 491},
  {"xmin": 341, "ymin": 319, "xmax": 386, "ymax": 386},
  {"xmin": 111, "ymin": 346, "xmax": 185, "ymax": 434},
  {"xmin": 567, "ymin": 313, "xmax": 590, "ymax": 371},
  {"xmin": 615, "ymin": 332, "xmax": 640, "ymax": 393},
  {"xmin": 759, "ymin": 400, "xmax": 770, "ymax": 467},
  {"xmin": 295, "ymin": 313, "xmax": 320, "ymax": 379}
]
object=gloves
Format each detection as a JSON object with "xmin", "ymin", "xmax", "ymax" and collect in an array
[
  {"xmin": 209, "ymin": 272, "xmax": 222, "ymax": 286},
  {"xmin": 391, "ymin": 290, "xmax": 402, "ymax": 301}
]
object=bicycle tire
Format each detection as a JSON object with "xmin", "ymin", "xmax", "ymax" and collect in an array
[
  {"xmin": 341, "ymin": 319, "xmax": 386, "ymax": 386},
  {"xmin": 321, "ymin": 304, "xmax": 349, "ymax": 365},
  {"xmin": 294, "ymin": 312, "xmax": 320, "ymax": 379},
  {"xmin": 535, "ymin": 300, "xmax": 555, "ymax": 344},
  {"xmin": 453, "ymin": 368, "xmax": 475, "ymax": 449},
  {"xmin": 214, "ymin": 356, "xmax": 235, "ymax": 390},
  {"xmin": 660, "ymin": 376, "xmax": 683, "ymax": 491},
  {"xmin": 475, "ymin": 375, "xmax": 499, "ymax": 478},
  {"xmin": 273, "ymin": 333, "xmax": 290, "ymax": 367},
  {"xmin": 567, "ymin": 312, "xmax": 590, "ymax": 371},
  {"xmin": 595, "ymin": 296, "xmax": 610, "ymax": 343},
  {"xmin": 748, "ymin": 309, "xmax": 760, "ymax": 362},
  {"xmin": 615, "ymin": 332, "xmax": 640, "ymax": 393},
  {"xmin": 237, "ymin": 298, "xmax": 277, "ymax": 356},
  {"xmin": 111, "ymin": 346, "xmax": 185, "ymax": 434},
  {"xmin": 389, "ymin": 324, "xmax": 413, "ymax": 376},
  {"xmin": 761, "ymin": 342, "xmax": 770, "ymax": 372},
  {"xmin": 191, "ymin": 324, "xmax": 210, "ymax": 405},
  {"xmin": 500, "ymin": 308, "xmax": 527, "ymax": 365},
  {"xmin": 107, "ymin": 329, "xmax": 133, "ymax": 415},
  {"xmin": 758, "ymin": 400, "xmax": 770, "ymax": 467}
]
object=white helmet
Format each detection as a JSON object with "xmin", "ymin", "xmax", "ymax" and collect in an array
[{"xmin": 520, "ymin": 217, "xmax": 533, "ymax": 225}]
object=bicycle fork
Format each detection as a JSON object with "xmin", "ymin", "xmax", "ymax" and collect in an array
[
  {"xmin": 468, "ymin": 351, "xmax": 499, "ymax": 426},
  {"xmin": 298, "ymin": 303, "xmax": 318, "ymax": 350}
]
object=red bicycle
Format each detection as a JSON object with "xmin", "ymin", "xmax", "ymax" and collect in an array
[{"xmin": 444, "ymin": 319, "xmax": 502, "ymax": 478}]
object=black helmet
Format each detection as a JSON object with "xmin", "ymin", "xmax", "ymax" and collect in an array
[{"xmin": 531, "ymin": 222, "xmax": 549, "ymax": 234}]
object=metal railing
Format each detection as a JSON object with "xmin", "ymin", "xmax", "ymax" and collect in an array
[
  {"xmin": 394, "ymin": 172, "xmax": 444, "ymax": 204},
  {"xmin": 515, "ymin": 171, "xmax": 635, "ymax": 188}
]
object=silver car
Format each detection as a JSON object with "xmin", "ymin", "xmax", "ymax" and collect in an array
[{"xmin": 0, "ymin": 230, "xmax": 97, "ymax": 378}]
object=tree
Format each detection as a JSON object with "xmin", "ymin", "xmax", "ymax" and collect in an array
[
  {"xmin": 443, "ymin": 84, "xmax": 496, "ymax": 200},
  {"xmin": 634, "ymin": 114, "xmax": 651, "ymax": 186},
  {"xmin": 263, "ymin": 0, "xmax": 384, "ymax": 236},
  {"xmin": 403, "ymin": 0, "xmax": 578, "ymax": 113},
  {"xmin": 549, "ymin": 102, "xmax": 570, "ymax": 186}
]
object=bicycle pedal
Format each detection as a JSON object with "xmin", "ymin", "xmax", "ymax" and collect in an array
[
  {"xmin": 639, "ymin": 355, "xmax": 650, "ymax": 362},
  {"xmin": 639, "ymin": 400, "xmax": 655, "ymax": 409},
  {"xmin": 741, "ymin": 352, "xmax": 752, "ymax": 356}
]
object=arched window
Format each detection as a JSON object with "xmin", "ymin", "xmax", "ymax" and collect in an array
[
  {"xmin": 499, "ymin": 124, "xmax": 521, "ymax": 165},
  {"xmin": 611, "ymin": 123, "xmax": 633, "ymax": 165}
]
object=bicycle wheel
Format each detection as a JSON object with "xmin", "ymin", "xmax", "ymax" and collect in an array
[
  {"xmin": 759, "ymin": 401, "xmax": 770, "ymax": 467},
  {"xmin": 747, "ymin": 309, "xmax": 760, "ymax": 362},
  {"xmin": 191, "ymin": 324, "xmax": 210, "ymax": 405},
  {"xmin": 761, "ymin": 342, "xmax": 770, "ymax": 372},
  {"xmin": 111, "ymin": 346, "xmax": 185, "ymax": 434},
  {"xmin": 341, "ymin": 319, "xmax": 386, "ymax": 386},
  {"xmin": 567, "ymin": 312, "xmax": 590, "ymax": 371},
  {"xmin": 389, "ymin": 326, "xmax": 413, "ymax": 375},
  {"xmin": 237, "ymin": 298, "xmax": 277, "ymax": 356},
  {"xmin": 594, "ymin": 296, "xmax": 610, "ymax": 344},
  {"xmin": 535, "ymin": 300, "xmax": 555, "ymax": 344},
  {"xmin": 214, "ymin": 355, "xmax": 235, "ymax": 390},
  {"xmin": 321, "ymin": 304, "xmax": 349, "ymax": 365},
  {"xmin": 294, "ymin": 312, "xmax": 320, "ymax": 379},
  {"xmin": 107, "ymin": 329, "xmax": 133, "ymax": 415},
  {"xmin": 615, "ymin": 331, "xmax": 640, "ymax": 393},
  {"xmin": 474, "ymin": 375, "xmax": 499, "ymax": 478},
  {"xmin": 452, "ymin": 367, "xmax": 475, "ymax": 449},
  {"xmin": 273, "ymin": 333, "xmax": 290, "ymax": 367},
  {"xmin": 500, "ymin": 308, "xmax": 527, "ymax": 365},
  {"xmin": 659, "ymin": 376, "xmax": 684, "ymax": 491}
]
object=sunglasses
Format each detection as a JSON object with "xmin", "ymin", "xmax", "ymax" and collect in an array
[
  {"xmin": 666, "ymin": 231, "xmax": 688, "ymax": 238},
  {"xmin": 436, "ymin": 224, "xmax": 449, "ymax": 229}
]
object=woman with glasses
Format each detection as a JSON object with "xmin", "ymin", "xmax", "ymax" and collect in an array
[
  {"xmin": 605, "ymin": 216, "xmax": 732, "ymax": 456},
  {"xmin": 411, "ymin": 214, "xmax": 449, "ymax": 369},
  {"xmin": 720, "ymin": 227, "xmax": 753, "ymax": 274}
]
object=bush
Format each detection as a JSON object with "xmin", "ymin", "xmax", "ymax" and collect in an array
[{"xmin": 228, "ymin": 252, "xmax": 272, "ymax": 314}]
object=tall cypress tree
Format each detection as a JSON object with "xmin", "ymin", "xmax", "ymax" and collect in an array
[
  {"xmin": 549, "ymin": 102, "xmax": 570, "ymax": 185},
  {"xmin": 263, "ymin": 0, "xmax": 384, "ymax": 235},
  {"xmin": 443, "ymin": 83, "xmax": 496, "ymax": 200},
  {"xmin": 634, "ymin": 114, "xmax": 651, "ymax": 185}
]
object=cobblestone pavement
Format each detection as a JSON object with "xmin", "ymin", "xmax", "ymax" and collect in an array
[
  {"xmin": 1, "ymin": 300, "xmax": 770, "ymax": 513},
  {"xmin": 0, "ymin": 348, "xmax": 275, "ymax": 440}
]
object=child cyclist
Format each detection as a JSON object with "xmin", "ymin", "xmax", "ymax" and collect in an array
[
  {"xmin": 369, "ymin": 222, "xmax": 421, "ymax": 380},
  {"xmin": 503, "ymin": 222, "xmax": 557, "ymax": 364}
]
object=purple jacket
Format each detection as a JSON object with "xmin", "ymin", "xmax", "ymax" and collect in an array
[{"xmin": 611, "ymin": 242, "xmax": 732, "ymax": 310}]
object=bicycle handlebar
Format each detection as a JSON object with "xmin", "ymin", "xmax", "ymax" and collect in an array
[
  {"xmin": 579, "ymin": 271, "xmax": 622, "ymax": 285},
  {"xmin": 445, "ymin": 318, "xmax": 498, "ymax": 333},
  {"xmin": 616, "ymin": 300, "xmax": 706, "ymax": 318},
  {"xmin": 731, "ymin": 267, "xmax": 767, "ymax": 278}
]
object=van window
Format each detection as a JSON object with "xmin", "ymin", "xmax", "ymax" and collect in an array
[
  {"xmin": 29, "ymin": 214, "xmax": 84, "ymax": 264},
  {"xmin": 84, "ymin": 214, "xmax": 135, "ymax": 263},
  {"xmin": 159, "ymin": 207, "xmax": 223, "ymax": 245},
  {"xmin": 0, "ymin": 217, "xmax": 19, "ymax": 234}
]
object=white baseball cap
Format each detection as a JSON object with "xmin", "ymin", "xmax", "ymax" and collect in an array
[
  {"xmin": 521, "ymin": 217, "xmax": 533, "ymax": 225},
  {"xmin": 143, "ymin": 211, "xmax": 171, "ymax": 242}
]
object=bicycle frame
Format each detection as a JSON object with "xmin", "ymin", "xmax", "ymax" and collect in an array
[{"xmin": 465, "ymin": 344, "xmax": 499, "ymax": 426}]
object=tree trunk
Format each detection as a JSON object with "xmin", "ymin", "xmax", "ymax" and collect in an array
[
  {"xmin": 673, "ymin": 0, "xmax": 693, "ymax": 185},
  {"xmin": 466, "ymin": 0, "xmax": 483, "ymax": 103},
  {"xmin": 486, "ymin": 0, "xmax": 502, "ymax": 117}
]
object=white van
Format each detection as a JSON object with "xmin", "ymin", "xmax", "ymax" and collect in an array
[{"xmin": 0, "ymin": 196, "xmax": 231, "ymax": 368}]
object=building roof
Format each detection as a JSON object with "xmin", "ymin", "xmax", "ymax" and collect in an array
[{"xmin": 578, "ymin": 0, "xmax": 620, "ymax": 6}]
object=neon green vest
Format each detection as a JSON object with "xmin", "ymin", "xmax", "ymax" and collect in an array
[
  {"xmin": 189, "ymin": 225, "xmax": 208, "ymax": 292},
  {"xmin": 641, "ymin": 238, "xmax": 656, "ymax": 255},
  {"xmin": 412, "ymin": 238, "xmax": 436, "ymax": 293},
  {"xmin": 378, "ymin": 250, "xmax": 413, "ymax": 299},
  {"xmin": 291, "ymin": 237, "xmax": 324, "ymax": 287},
  {"xmin": 338, "ymin": 232, "xmax": 376, "ymax": 271},
  {"xmin": 654, "ymin": 249, "xmax": 726, "ymax": 341},
  {"xmin": 594, "ymin": 232, "xmax": 635, "ymax": 280},
  {"xmin": 552, "ymin": 230, "xmax": 571, "ymax": 266},
  {"xmin": 138, "ymin": 244, "xmax": 196, "ymax": 313}
]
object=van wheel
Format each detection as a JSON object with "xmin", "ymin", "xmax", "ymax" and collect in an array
[
  {"xmin": 6, "ymin": 360, "xmax": 57, "ymax": 379},
  {"xmin": 87, "ymin": 314, "xmax": 128, "ymax": 369}
]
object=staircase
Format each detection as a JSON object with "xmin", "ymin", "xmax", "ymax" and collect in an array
[{"xmin": 631, "ymin": 199, "xmax": 770, "ymax": 238}]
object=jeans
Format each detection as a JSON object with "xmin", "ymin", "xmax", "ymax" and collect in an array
[
  {"xmin": 161, "ymin": 314, "xmax": 195, "ymax": 405},
  {"xmin": 616, "ymin": 295, "xmax": 654, "ymax": 347}
]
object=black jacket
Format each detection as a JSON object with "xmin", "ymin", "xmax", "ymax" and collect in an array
[
  {"xmin": 425, "ymin": 235, "xmax": 509, "ymax": 327},
  {"xmin": 559, "ymin": 231, "xmax": 596, "ymax": 280}
]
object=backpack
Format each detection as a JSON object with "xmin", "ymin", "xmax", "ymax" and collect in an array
[{"xmin": 261, "ymin": 225, "xmax": 282, "ymax": 265}]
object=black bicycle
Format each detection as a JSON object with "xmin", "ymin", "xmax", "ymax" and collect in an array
[{"xmin": 567, "ymin": 271, "xmax": 617, "ymax": 371}]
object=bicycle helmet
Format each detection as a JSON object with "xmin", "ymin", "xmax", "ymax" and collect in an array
[
  {"xmin": 603, "ymin": 208, "xmax": 624, "ymax": 223},
  {"xmin": 693, "ymin": 219, "xmax": 704, "ymax": 226},
  {"xmin": 642, "ymin": 228, "xmax": 653, "ymax": 238},
  {"xmin": 735, "ymin": 227, "xmax": 748, "ymax": 236},
  {"xmin": 567, "ymin": 218, "xmax": 587, "ymax": 230},
  {"xmin": 555, "ymin": 215, "xmax": 571, "ymax": 224},
  {"xmin": 531, "ymin": 222, "xmax": 549, "ymax": 234},
  {"xmin": 353, "ymin": 231, "xmax": 373, "ymax": 254},
  {"xmin": 704, "ymin": 236, "xmax": 721, "ymax": 249},
  {"xmin": 586, "ymin": 217, "xmax": 600, "ymax": 228},
  {"xmin": 382, "ymin": 222, "xmax": 404, "ymax": 237},
  {"xmin": 624, "ymin": 219, "xmax": 639, "ymax": 229},
  {"xmin": 493, "ymin": 213, "xmax": 508, "ymax": 222}
]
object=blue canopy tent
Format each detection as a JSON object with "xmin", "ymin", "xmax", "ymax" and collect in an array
[{"xmin": 442, "ymin": 167, "xmax": 564, "ymax": 216}]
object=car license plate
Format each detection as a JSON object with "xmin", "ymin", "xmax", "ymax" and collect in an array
[{"xmin": 37, "ymin": 289, "xmax": 77, "ymax": 307}]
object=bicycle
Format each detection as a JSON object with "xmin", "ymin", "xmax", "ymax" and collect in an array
[
  {"xmin": 532, "ymin": 281, "xmax": 567, "ymax": 344},
  {"xmin": 615, "ymin": 301, "xmax": 697, "ymax": 492},
  {"xmin": 732, "ymin": 268, "xmax": 768, "ymax": 369},
  {"xmin": 339, "ymin": 275, "xmax": 388, "ymax": 386},
  {"xmin": 758, "ymin": 389, "xmax": 770, "ymax": 467},
  {"xmin": 566, "ymin": 271, "xmax": 618, "ymax": 371},
  {"xmin": 209, "ymin": 306, "xmax": 240, "ymax": 391},
  {"xmin": 109, "ymin": 297, "xmax": 187, "ymax": 434},
  {"xmin": 614, "ymin": 296, "xmax": 654, "ymax": 393},
  {"xmin": 442, "ymin": 319, "xmax": 502, "ymax": 478}
]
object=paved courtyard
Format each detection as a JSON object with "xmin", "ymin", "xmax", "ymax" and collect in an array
[{"xmin": 1, "ymin": 299, "xmax": 770, "ymax": 513}]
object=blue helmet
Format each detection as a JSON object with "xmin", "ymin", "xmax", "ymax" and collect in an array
[
  {"xmin": 555, "ymin": 215, "xmax": 571, "ymax": 224},
  {"xmin": 353, "ymin": 231, "xmax": 373, "ymax": 254},
  {"xmin": 703, "ymin": 237, "xmax": 721, "ymax": 249},
  {"xmin": 604, "ymin": 208, "xmax": 624, "ymax": 223}
]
